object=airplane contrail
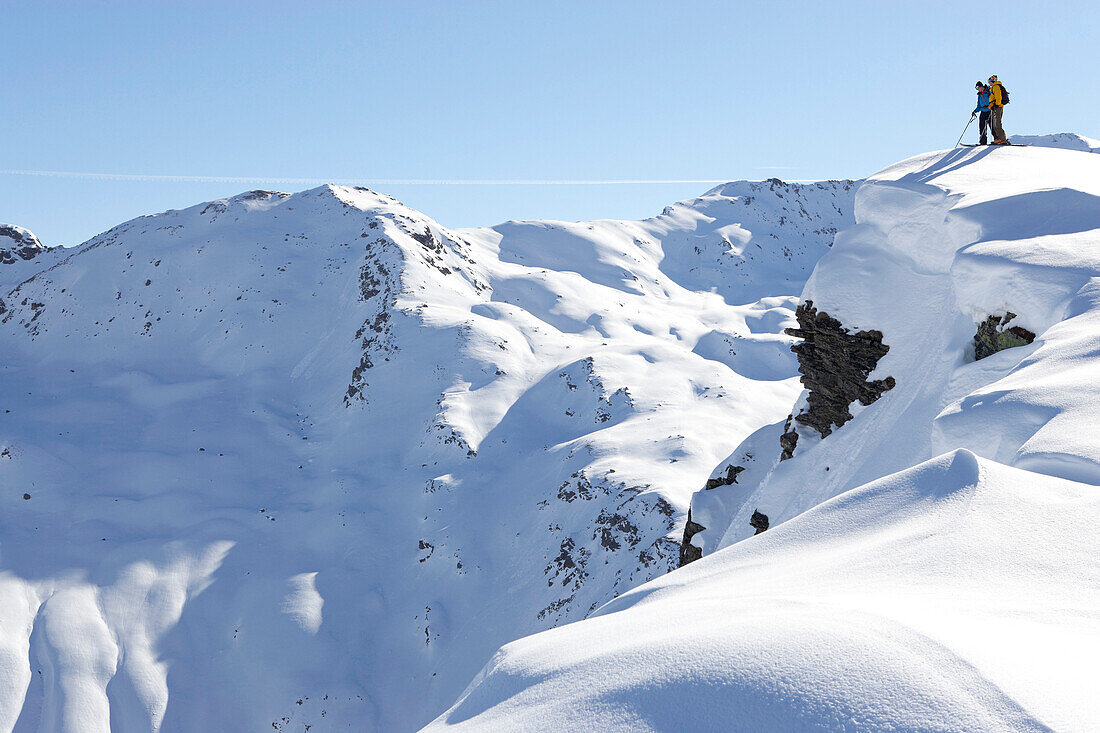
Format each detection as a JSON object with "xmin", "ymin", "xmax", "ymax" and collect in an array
[{"xmin": 0, "ymin": 169, "xmax": 732, "ymax": 186}]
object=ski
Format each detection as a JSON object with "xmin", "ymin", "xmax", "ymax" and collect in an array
[{"xmin": 960, "ymin": 143, "xmax": 1030, "ymax": 147}]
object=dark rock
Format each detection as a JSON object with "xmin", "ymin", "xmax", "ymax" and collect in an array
[
  {"xmin": 409, "ymin": 226, "xmax": 443, "ymax": 254},
  {"xmin": 784, "ymin": 301, "xmax": 895, "ymax": 438},
  {"xmin": 974, "ymin": 312, "xmax": 1036, "ymax": 360},
  {"xmin": 779, "ymin": 414, "xmax": 799, "ymax": 461},
  {"xmin": 679, "ymin": 509, "xmax": 705, "ymax": 567},
  {"xmin": 594, "ymin": 509, "xmax": 640, "ymax": 551},
  {"xmin": 779, "ymin": 429, "xmax": 799, "ymax": 460},
  {"xmin": 0, "ymin": 225, "xmax": 49, "ymax": 265},
  {"xmin": 749, "ymin": 510, "xmax": 769, "ymax": 535},
  {"xmin": 704, "ymin": 464, "xmax": 745, "ymax": 490},
  {"xmin": 344, "ymin": 247, "xmax": 398, "ymax": 405},
  {"xmin": 237, "ymin": 190, "xmax": 286, "ymax": 201}
]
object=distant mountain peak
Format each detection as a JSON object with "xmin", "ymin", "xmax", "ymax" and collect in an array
[
  {"xmin": 0, "ymin": 224, "xmax": 49, "ymax": 265},
  {"xmin": 1008, "ymin": 131, "xmax": 1100, "ymax": 152}
]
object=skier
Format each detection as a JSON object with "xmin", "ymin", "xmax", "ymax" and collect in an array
[
  {"xmin": 972, "ymin": 81, "xmax": 992, "ymax": 145},
  {"xmin": 988, "ymin": 75, "xmax": 1008, "ymax": 144}
]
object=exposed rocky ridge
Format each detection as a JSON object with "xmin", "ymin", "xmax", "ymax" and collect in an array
[
  {"xmin": 784, "ymin": 300, "xmax": 895, "ymax": 440},
  {"xmin": 0, "ymin": 224, "xmax": 49, "ymax": 265}
]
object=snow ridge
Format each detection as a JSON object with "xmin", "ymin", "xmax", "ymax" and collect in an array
[
  {"xmin": 0, "ymin": 224, "xmax": 48, "ymax": 266},
  {"xmin": 431, "ymin": 141, "xmax": 1100, "ymax": 732}
]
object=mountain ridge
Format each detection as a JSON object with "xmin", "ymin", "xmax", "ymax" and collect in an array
[
  {"xmin": 6, "ymin": 137, "xmax": 1096, "ymax": 731},
  {"xmin": 0, "ymin": 175, "xmax": 853, "ymax": 730}
]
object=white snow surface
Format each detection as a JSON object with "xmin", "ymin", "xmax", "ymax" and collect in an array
[
  {"xmin": 431, "ymin": 143, "xmax": 1100, "ymax": 731},
  {"xmin": 692, "ymin": 144, "xmax": 1100, "ymax": 552},
  {"xmin": 0, "ymin": 180, "xmax": 854, "ymax": 730},
  {"xmin": 429, "ymin": 451, "xmax": 1100, "ymax": 732},
  {"xmin": 1009, "ymin": 132, "xmax": 1100, "ymax": 153}
]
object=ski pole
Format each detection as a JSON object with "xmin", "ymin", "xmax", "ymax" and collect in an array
[{"xmin": 955, "ymin": 115, "xmax": 975, "ymax": 147}]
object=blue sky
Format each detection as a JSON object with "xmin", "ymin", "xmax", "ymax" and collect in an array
[{"xmin": 4, "ymin": 0, "xmax": 1098, "ymax": 246}]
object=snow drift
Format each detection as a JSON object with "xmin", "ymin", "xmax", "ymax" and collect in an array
[{"xmin": 427, "ymin": 451, "xmax": 1100, "ymax": 732}]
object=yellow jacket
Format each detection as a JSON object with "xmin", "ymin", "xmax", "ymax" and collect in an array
[{"xmin": 989, "ymin": 81, "xmax": 1005, "ymax": 107}]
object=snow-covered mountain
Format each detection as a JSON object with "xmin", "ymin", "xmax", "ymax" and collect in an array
[
  {"xmin": 0, "ymin": 225, "xmax": 49, "ymax": 267},
  {"xmin": 0, "ymin": 226, "xmax": 61, "ymax": 290},
  {"xmin": 0, "ymin": 179, "xmax": 854, "ymax": 730},
  {"xmin": 430, "ymin": 144, "xmax": 1100, "ymax": 731},
  {"xmin": 688, "ymin": 144, "xmax": 1100, "ymax": 552},
  {"xmin": 8, "ymin": 138, "xmax": 1099, "ymax": 733}
]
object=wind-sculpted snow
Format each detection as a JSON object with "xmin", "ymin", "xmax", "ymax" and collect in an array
[
  {"xmin": 442, "ymin": 142, "xmax": 1100, "ymax": 732},
  {"xmin": 689, "ymin": 144, "xmax": 1100, "ymax": 555},
  {"xmin": 427, "ymin": 451, "xmax": 1100, "ymax": 732},
  {"xmin": 644, "ymin": 179, "xmax": 857, "ymax": 304},
  {"xmin": 0, "ymin": 179, "xmax": 853, "ymax": 730}
]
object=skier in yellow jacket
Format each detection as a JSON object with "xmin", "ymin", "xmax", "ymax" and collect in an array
[{"xmin": 988, "ymin": 75, "xmax": 1008, "ymax": 144}]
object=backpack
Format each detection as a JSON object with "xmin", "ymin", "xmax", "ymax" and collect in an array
[{"xmin": 999, "ymin": 84, "xmax": 1010, "ymax": 105}]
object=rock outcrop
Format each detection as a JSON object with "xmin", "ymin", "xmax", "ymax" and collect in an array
[
  {"xmin": 784, "ymin": 300, "xmax": 895, "ymax": 439},
  {"xmin": 0, "ymin": 224, "xmax": 49, "ymax": 265},
  {"xmin": 679, "ymin": 510, "xmax": 706, "ymax": 566},
  {"xmin": 703, "ymin": 464, "xmax": 744, "ymax": 490},
  {"xmin": 974, "ymin": 312, "xmax": 1036, "ymax": 360}
]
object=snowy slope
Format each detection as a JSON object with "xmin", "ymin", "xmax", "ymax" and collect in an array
[
  {"xmin": 432, "ymin": 143, "xmax": 1100, "ymax": 731},
  {"xmin": 637, "ymin": 179, "xmax": 856, "ymax": 303},
  {"xmin": 0, "ymin": 180, "xmax": 853, "ymax": 730},
  {"xmin": 427, "ymin": 450, "xmax": 1100, "ymax": 732},
  {"xmin": 689, "ymin": 144, "xmax": 1100, "ymax": 553}
]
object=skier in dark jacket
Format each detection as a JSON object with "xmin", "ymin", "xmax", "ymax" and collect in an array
[{"xmin": 972, "ymin": 82, "xmax": 992, "ymax": 145}]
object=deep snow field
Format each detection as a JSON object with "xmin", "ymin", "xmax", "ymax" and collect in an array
[{"xmin": 2, "ymin": 133, "xmax": 1098, "ymax": 732}]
